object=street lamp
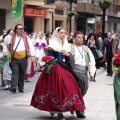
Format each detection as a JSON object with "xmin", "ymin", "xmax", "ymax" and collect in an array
[
  {"xmin": 65, "ymin": 0, "xmax": 77, "ymax": 34},
  {"xmin": 98, "ymin": 0, "xmax": 112, "ymax": 39}
]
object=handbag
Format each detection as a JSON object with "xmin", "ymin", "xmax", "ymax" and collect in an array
[{"xmin": 95, "ymin": 49, "xmax": 103, "ymax": 58}]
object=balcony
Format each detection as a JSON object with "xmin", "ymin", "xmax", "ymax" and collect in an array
[
  {"xmin": 76, "ymin": 2, "xmax": 120, "ymax": 18},
  {"xmin": 24, "ymin": 0, "xmax": 56, "ymax": 8}
]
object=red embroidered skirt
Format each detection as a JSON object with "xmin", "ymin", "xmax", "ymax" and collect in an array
[{"xmin": 31, "ymin": 63, "xmax": 85, "ymax": 112}]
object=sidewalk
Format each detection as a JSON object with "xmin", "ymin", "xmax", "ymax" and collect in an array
[{"xmin": 0, "ymin": 68, "xmax": 116, "ymax": 120}]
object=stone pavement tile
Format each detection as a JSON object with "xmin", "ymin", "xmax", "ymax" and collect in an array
[
  {"xmin": 3, "ymin": 92, "xmax": 33, "ymax": 110},
  {"xmin": 98, "ymin": 110, "xmax": 116, "ymax": 118},
  {"xmin": 0, "ymin": 69, "xmax": 117, "ymax": 120}
]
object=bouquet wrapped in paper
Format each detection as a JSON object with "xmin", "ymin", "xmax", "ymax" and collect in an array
[{"xmin": 42, "ymin": 56, "xmax": 57, "ymax": 74}]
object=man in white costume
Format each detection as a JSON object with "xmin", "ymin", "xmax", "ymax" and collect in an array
[
  {"xmin": 4, "ymin": 24, "xmax": 35, "ymax": 93},
  {"xmin": 69, "ymin": 31, "xmax": 96, "ymax": 118}
]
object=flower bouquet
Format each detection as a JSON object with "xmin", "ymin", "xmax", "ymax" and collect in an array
[
  {"xmin": 42, "ymin": 56, "xmax": 54, "ymax": 62},
  {"xmin": 113, "ymin": 53, "xmax": 120, "ymax": 74},
  {"xmin": 42, "ymin": 56, "xmax": 56, "ymax": 74}
]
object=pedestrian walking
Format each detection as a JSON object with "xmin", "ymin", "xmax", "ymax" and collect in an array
[
  {"xmin": 69, "ymin": 31, "xmax": 96, "ymax": 118},
  {"xmin": 86, "ymin": 33, "xmax": 100, "ymax": 81},
  {"xmin": 31, "ymin": 27, "xmax": 85, "ymax": 120},
  {"xmin": 102, "ymin": 32, "xmax": 114, "ymax": 76},
  {"xmin": 4, "ymin": 24, "xmax": 35, "ymax": 93}
]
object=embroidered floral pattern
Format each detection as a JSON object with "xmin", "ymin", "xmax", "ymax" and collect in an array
[
  {"xmin": 34, "ymin": 91, "xmax": 85, "ymax": 110},
  {"xmin": 63, "ymin": 97, "xmax": 75, "ymax": 107},
  {"xmin": 38, "ymin": 95, "xmax": 46, "ymax": 104}
]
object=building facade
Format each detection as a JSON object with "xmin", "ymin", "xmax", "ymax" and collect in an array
[
  {"xmin": 1, "ymin": 0, "xmax": 120, "ymax": 35},
  {"xmin": 76, "ymin": 0, "xmax": 120, "ymax": 35}
]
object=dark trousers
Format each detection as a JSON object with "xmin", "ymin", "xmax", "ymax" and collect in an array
[
  {"xmin": 9, "ymin": 57, "xmax": 27, "ymax": 91},
  {"xmin": 106, "ymin": 56, "xmax": 113, "ymax": 74},
  {"xmin": 95, "ymin": 59, "xmax": 100, "ymax": 68}
]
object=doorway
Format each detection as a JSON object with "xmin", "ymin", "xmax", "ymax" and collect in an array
[{"xmin": 24, "ymin": 17, "xmax": 34, "ymax": 34}]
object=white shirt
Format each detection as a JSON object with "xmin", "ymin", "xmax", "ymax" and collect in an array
[
  {"xmin": 4, "ymin": 34, "xmax": 35, "ymax": 56},
  {"xmin": 75, "ymin": 45, "xmax": 96, "ymax": 76}
]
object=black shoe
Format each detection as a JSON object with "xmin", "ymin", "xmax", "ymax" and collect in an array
[
  {"xmin": 50, "ymin": 112, "xmax": 54, "ymax": 116},
  {"xmin": 70, "ymin": 111, "xmax": 74, "ymax": 114},
  {"xmin": 58, "ymin": 113, "xmax": 66, "ymax": 120},
  {"xmin": 25, "ymin": 78, "xmax": 29, "ymax": 82},
  {"xmin": 110, "ymin": 74, "xmax": 113, "ymax": 77},
  {"xmin": 93, "ymin": 80, "xmax": 96, "ymax": 82},
  {"xmin": 76, "ymin": 111, "xmax": 86, "ymax": 118},
  {"xmin": 106, "ymin": 74, "xmax": 110, "ymax": 76},
  {"xmin": 9, "ymin": 87, "xmax": 16, "ymax": 93},
  {"xmin": 1, "ymin": 84, "xmax": 4, "ymax": 87},
  {"xmin": 19, "ymin": 90, "xmax": 24, "ymax": 93},
  {"xmin": 77, "ymin": 114, "xmax": 86, "ymax": 118}
]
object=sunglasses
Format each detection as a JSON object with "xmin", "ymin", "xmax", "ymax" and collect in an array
[{"xmin": 17, "ymin": 28, "xmax": 24, "ymax": 30}]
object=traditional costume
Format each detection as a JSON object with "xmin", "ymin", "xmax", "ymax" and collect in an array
[
  {"xmin": 70, "ymin": 44, "xmax": 96, "ymax": 96},
  {"xmin": 31, "ymin": 28, "xmax": 85, "ymax": 119},
  {"xmin": 35, "ymin": 32, "xmax": 47, "ymax": 70}
]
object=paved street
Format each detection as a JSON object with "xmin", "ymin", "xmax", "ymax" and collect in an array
[{"xmin": 0, "ymin": 68, "xmax": 116, "ymax": 120}]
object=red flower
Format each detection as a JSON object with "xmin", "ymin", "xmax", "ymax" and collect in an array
[
  {"xmin": 44, "ymin": 47, "xmax": 48, "ymax": 51},
  {"xmin": 113, "ymin": 53, "xmax": 120, "ymax": 66},
  {"xmin": 42, "ymin": 56, "xmax": 54, "ymax": 62}
]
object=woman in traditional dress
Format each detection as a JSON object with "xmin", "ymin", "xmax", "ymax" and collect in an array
[
  {"xmin": 35, "ymin": 32, "xmax": 47, "ymax": 71},
  {"xmin": 31, "ymin": 32, "xmax": 38, "ymax": 46},
  {"xmin": 31, "ymin": 27, "xmax": 85, "ymax": 120}
]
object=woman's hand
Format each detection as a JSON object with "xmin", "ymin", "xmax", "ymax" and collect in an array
[
  {"xmin": 93, "ymin": 45, "xmax": 96, "ymax": 48},
  {"xmin": 61, "ymin": 50, "xmax": 70, "ymax": 56},
  {"xmin": 90, "ymin": 44, "xmax": 94, "ymax": 48}
]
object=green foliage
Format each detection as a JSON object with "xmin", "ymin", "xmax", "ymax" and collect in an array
[
  {"xmin": 65, "ymin": 11, "xmax": 78, "ymax": 17},
  {"xmin": 98, "ymin": 0, "xmax": 112, "ymax": 3}
]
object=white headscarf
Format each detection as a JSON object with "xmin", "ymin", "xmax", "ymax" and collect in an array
[
  {"xmin": 36, "ymin": 32, "xmax": 47, "ymax": 46},
  {"xmin": 32, "ymin": 32, "xmax": 38, "ymax": 40},
  {"xmin": 31, "ymin": 32, "xmax": 38, "ymax": 45},
  {"xmin": 48, "ymin": 27, "xmax": 70, "ymax": 52}
]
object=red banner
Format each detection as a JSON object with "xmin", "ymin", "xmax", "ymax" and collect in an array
[{"xmin": 24, "ymin": 7, "xmax": 46, "ymax": 17}]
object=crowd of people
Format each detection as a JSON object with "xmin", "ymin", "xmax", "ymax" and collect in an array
[{"xmin": 0, "ymin": 24, "xmax": 120, "ymax": 120}]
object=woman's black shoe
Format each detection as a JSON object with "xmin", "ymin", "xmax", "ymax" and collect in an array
[
  {"xmin": 76, "ymin": 111, "xmax": 86, "ymax": 118},
  {"xmin": 50, "ymin": 112, "xmax": 54, "ymax": 116},
  {"xmin": 58, "ymin": 113, "xmax": 66, "ymax": 120},
  {"xmin": 70, "ymin": 111, "xmax": 74, "ymax": 114}
]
